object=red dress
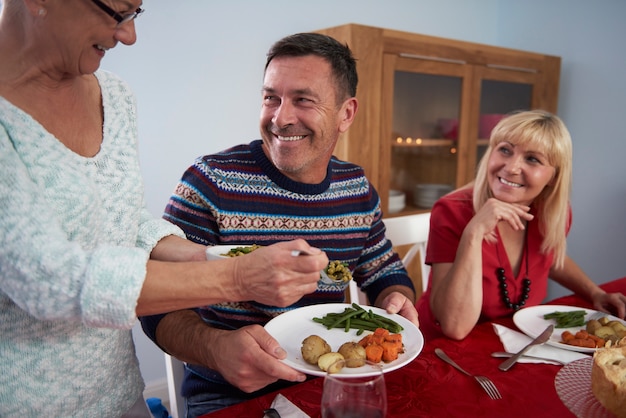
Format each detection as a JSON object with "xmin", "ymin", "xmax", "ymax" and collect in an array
[{"xmin": 416, "ymin": 187, "xmax": 570, "ymax": 340}]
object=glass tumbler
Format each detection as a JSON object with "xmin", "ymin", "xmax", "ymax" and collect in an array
[{"xmin": 320, "ymin": 360, "xmax": 387, "ymax": 418}]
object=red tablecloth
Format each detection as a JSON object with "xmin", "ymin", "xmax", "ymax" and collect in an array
[{"xmin": 203, "ymin": 277, "xmax": 626, "ymax": 417}]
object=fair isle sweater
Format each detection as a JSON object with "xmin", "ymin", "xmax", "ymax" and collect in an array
[
  {"xmin": 0, "ymin": 70, "xmax": 184, "ymax": 417},
  {"xmin": 141, "ymin": 140, "xmax": 414, "ymax": 398}
]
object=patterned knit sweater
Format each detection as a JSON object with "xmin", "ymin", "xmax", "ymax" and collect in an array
[
  {"xmin": 142, "ymin": 140, "xmax": 413, "ymax": 397},
  {"xmin": 0, "ymin": 70, "xmax": 183, "ymax": 417}
]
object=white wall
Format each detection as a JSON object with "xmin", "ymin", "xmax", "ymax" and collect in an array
[
  {"xmin": 100, "ymin": 0, "xmax": 626, "ymax": 387},
  {"xmin": 495, "ymin": 0, "xmax": 626, "ymax": 301}
]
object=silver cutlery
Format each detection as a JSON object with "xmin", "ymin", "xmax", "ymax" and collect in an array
[
  {"xmin": 291, "ymin": 249, "xmax": 334, "ymax": 282},
  {"xmin": 498, "ymin": 324, "xmax": 554, "ymax": 371},
  {"xmin": 435, "ymin": 348, "xmax": 502, "ymax": 400},
  {"xmin": 263, "ymin": 408, "xmax": 281, "ymax": 418},
  {"xmin": 587, "ymin": 310, "xmax": 607, "ymax": 322},
  {"xmin": 491, "ymin": 351, "xmax": 566, "ymax": 365}
]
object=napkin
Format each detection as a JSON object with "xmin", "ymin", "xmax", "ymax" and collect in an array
[
  {"xmin": 492, "ymin": 323, "xmax": 590, "ymax": 364},
  {"xmin": 263, "ymin": 394, "xmax": 310, "ymax": 418}
]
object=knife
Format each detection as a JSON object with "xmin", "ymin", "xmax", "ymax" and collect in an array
[
  {"xmin": 491, "ymin": 351, "xmax": 566, "ymax": 365},
  {"xmin": 498, "ymin": 324, "xmax": 554, "ymax": 371}
]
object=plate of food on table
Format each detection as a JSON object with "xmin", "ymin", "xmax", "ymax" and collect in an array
[
  {"xmin": 513, "ymin": 305, "xmax": 626, "ymax": 353},
  {"xmin": 264, "ymin": 303, "xmax": 424, "ymax": 377}
]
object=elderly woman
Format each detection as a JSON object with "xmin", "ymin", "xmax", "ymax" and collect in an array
[
  {"xmin": 0, "ymin": 1, "xmax": 327, "ymax": 416},
  {"xmin": 416, "ymin": 110, "xmax": 626, "ymax": 340}
]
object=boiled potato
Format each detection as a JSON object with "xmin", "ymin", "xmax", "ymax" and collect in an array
[
  {"xmin": 608, "ymin": 320, "xmax": 626, "ymax": 339},
  {"xmin": 301, "ymin": 335, "xmax": 331, "ymax": 365},
  {"xmin": 594, "ymin": 326, "xmax": 619, "ymax": 343},
  {"xmin": 338, "ymin": 342, "xmax": 366, "ymax": 368},
  {"xmin": 586, "ymin": 319, "xmax": 602, "ymax": 334},
  {"xmin": 318, "ymin": 352, "xmax": 345, "ymax": 373},
  {"xmin": 598, "ymin": 316, "xmax": 610, "ymax": 326},
  {"xmin": 607, "ymin": 320, "xmax": 626, "ymax": 333}
]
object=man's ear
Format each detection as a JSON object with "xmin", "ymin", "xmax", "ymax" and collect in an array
[
  {"xmin": 24, "ymin": 0, "xmax": 49, "ymax": 17},
  {"xmin": 338, "ymin": 97, "xmax": 358, "ymax": 133}
]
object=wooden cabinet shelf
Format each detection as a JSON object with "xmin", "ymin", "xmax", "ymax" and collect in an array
[
  {"xmin": 392, "ymin": 139, "xmax": 490, "ymax": 148},
  {"xmin": 315, "ymin": 24, "xmax": 560, "ymax": 216},
  {"xmin": 393, "ymin": 138, "xmax": 455, "ymax": 147}
]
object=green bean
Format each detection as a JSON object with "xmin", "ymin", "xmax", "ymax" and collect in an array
[
  {"xmin": 312, "ymin": 303, "xmax": 404, "ymax": 334},
  {"xmin": 543, "ymin": 310, "xmax": 586, "ymax": 328}
]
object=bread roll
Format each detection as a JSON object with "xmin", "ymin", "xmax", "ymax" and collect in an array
[{"xmin": 591, "ymin": 339, "xmax": 626, "ymax": 418}]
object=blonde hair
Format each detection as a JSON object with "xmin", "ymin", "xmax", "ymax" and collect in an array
[{"xmin": 473, "ymin": 110, "xmax": 572, "ymax": 268}]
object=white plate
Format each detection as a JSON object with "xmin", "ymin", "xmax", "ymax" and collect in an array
[
  {"xmin": 264, "ymin": 303, "xmax": 423, "ymax": 377},
  {"xmin": 205, "ymin": 244, "xmax": 254, "ymax": 260},
  {"xmin": 513, "ymin": 305, "xmax": 626, "ymax": 353}
]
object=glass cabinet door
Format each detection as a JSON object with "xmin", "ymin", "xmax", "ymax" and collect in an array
[
  {"xmin": 380, "ymin": 55, "xmax": 542, "ymax": 216},
  {"xmin": 392, "ymin": 71, "xmax": 460, "ymax": 186},
  {"xmin": 380, "ymin": 54, "xmax": 471, "ymax": 214}
]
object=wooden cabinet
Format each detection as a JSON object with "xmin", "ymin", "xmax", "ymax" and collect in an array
[{"xmin": 315, "ymin": 24, "xmax": 560, "ymax": 217}]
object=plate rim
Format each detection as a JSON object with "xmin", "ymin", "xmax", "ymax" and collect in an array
[
  {"xmin": 513, "ymin": 304, "xmax": 625, "ymax": 353},
  {"xmin": 205, "ymin": 244, "xmax": 251, "ymax": 260},
  {"xmin": 264, "ymin": 303, "xmax": 423, "ymax": 377}
]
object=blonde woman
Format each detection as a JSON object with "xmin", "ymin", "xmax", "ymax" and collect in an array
[{"xmin": 416, "ymin": 110, "xmax": 626, "ymax": 340}]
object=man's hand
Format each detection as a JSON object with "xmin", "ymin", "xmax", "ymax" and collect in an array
[
  {"xmin": 204, "ymin": 325, "xmax": 306, "ymax": 393},
  {"xmin": 377, "ymin": 290, "xmax": 419, "ymax": 328}
]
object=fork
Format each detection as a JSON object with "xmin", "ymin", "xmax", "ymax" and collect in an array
[
  {"xmin": 587, "ymin": 311, "xmax": 606, "ymax": 322},
  {"xmin": 290, "ymin": 249, "xmax": 334, "ymax": 282},
  {"xmin": 435, "ymin": 348, "xmax": 502, "ymax": 400}
]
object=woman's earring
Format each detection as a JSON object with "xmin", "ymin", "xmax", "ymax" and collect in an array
[{"xmin": 38, "ymin": 8, "xmax": 47, "ymax": 16}]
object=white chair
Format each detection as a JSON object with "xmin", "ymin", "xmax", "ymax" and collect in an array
[
  {"xmin": 164, "ymin": 353, "xmax": 186, "ymax": 418},
  {"xmin": 349, "ymin": 212, "xmax": 431, "ymax": 304}
]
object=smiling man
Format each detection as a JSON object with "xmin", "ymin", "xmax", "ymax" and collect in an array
[
  {"xmin": 259, "ymin": 53, "xmax": 356, "ymax": 184},
  {"xmin": 140, "ymin": 33, "xmax": 418, "ymax": 416}
]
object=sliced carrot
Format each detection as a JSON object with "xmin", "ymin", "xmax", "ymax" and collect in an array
[
  {"xmin": 360, "ymin": 329, "xmax": 403, "ymax": 363},
  {"xmin": 574, "ymin": 330, "xmax": 589, "ymax": 340},
  {"xmin": 370, "ymin": 328, "xmax": 388, "ymax": 345},
  {"xmin": 358, "ymin": 334, "xmax": 373, "ymax": 348},
  {"xmin": 373, "ymin": 328, "xmax": 390, "ymax": 337},
  {"xmin": 365, "ymin": 344, "xmax": 384, "ymax": 363},
  {"xmin": 587, "ymin": 334, "xmax": 606, "ymax": 348},
  {"xmin": 580, "ymin": 339, "xmax": 596, "ymax": 348},
  {"xmin": 370, "ymin": 335, "xmax": 383, "ymax": 345},
  {"xmin": 561, "ymin": 330, "xmax": 575, "ymax": 342},
  {"xmin": 567, "ymin": 338, "xmax": 596, "ymax": 348},
  {"xmin": 384, "ymin": 333, "xmax": 402, "ymax": 343},
  {"xmin": 393, "ymin": 341, "xmax": 405, "ymax": 354},
  {"xmin": 381, "ymin": 341, "xmax": 400, "ymax": 362}
]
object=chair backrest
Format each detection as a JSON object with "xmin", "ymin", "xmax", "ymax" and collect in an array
[
  {"xmin": 348, "ymin": 212, "xmax": 431, "ymax": 305},
  {"xmin": 382, "ymin": 212, "xmax": 431, "ymax": 291},
  {"xmin": 164, "ymin": 353, "xmax": 186, "ymax": 418}
]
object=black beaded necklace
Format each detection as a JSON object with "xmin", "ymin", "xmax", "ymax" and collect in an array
[{"xmin": 496, "ymin": 229, "xmax": 531, "ymax": 311}]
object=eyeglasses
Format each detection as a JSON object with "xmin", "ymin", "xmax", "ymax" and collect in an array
[{"xmin": 90, "ymin": 0, "xmax": 144, "ymax": 26}]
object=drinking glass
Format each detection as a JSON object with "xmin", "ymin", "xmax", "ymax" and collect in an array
[{"xmin": 321, "ymin": 360, "xmax": 387, "ymax": 418}]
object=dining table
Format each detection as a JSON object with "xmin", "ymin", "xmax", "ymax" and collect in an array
[{"xmin": 202, "ymin": 277, "xmax": 626, "ymax": 417}]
